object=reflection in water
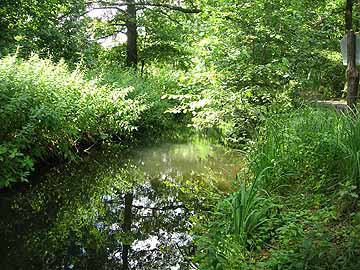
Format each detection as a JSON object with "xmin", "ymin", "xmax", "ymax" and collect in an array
[{"xmin": 0, "ymin": 141, "xmax": 243, "ymax": 270}]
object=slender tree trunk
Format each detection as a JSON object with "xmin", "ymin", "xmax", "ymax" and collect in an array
[
  {"xmin": 346, "ymin": 0, "xmax": 359, "ymax": 109},
  {"xmin": 126, "ymin": 0, "xmax": 138, "ymax": 68},
  {"xmin": 122, "ymin": 192, "xmax": 133, "ymax": 270}
]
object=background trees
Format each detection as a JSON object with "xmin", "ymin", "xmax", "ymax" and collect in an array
[
  {"xmin": 87, "ymin": 0, "xmax": 200, "ymax": 68},
  {"xmin": 1, "ymin": 0, "xmax": 348, "ymax": 93},
  {"xmin": 192, "ymin": 0, "xmax": 346, "ymax": 95},
  {"xmin": 0, "ymin": 0, "xmax": 96, "ymax": 62}
]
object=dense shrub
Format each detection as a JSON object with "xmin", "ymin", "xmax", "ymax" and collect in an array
[
  {"xmin": 86, "ymin": 65, "xmax": 188, "ymax": 140},
  {"xmin": 0, "ymin": 55, "xmax": 148, "ymax": 188},
  {"xmin": 164, "ymin": 69, "xmax": 294, "ymax": 148}
]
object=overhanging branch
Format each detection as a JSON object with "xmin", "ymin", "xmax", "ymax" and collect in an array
[
  {"xmin": 136, "ymin": 2, "xmax": 201, "ymax": 13},
  {"xmin": 156, "ymin": 8, "xmax": 183, "ymax": 25},
  {"xmin": 98, "ymin": 29, "xmax": 127, "ymax": 40},
  {"xmin": 86, "ymin": 0, "xmax": 201, "ymax": 13}
]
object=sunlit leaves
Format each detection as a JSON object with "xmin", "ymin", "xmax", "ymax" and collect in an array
[{"xmin": 0, "ymin": 54, "xmax": 148, "ymax": 187}]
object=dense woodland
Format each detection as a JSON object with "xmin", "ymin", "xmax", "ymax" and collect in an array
[{"xmin": 1, "ymin": 0, "xmax": 360, "ymax": 269}]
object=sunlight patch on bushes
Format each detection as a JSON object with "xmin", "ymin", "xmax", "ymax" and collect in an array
[{"xmin": 0, "ymin": 55, "xmax": 146, "ymax": 187}]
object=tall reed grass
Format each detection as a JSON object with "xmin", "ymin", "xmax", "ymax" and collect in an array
[
  {"xmin": 233, "ymin": 168, "xmax": 270, "ymax": 246},
  {"xmin": 250, "ymin": 106, "xmax": 360, "ymax": 194}
]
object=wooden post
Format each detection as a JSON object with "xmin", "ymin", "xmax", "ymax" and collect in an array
[{"xmin": 346, "ymin": 0, "xmax": 359, "ymax": 109}]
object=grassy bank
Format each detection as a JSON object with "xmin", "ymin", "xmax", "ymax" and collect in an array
[{"xmin": 195, "ymin": 106, "xmax": 360, "ymax": 269}]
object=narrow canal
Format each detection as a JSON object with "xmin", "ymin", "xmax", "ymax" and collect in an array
[{"xmin": 1, "ymin": 140, "xmax": 243, "ymax": 270}]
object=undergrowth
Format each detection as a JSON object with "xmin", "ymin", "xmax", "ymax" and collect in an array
[
  {"xmin": 194, "ymin": 106, "xmax": 360, "ymax": 269},
  {"xmin": 0, "ymin": 55, "xmax": 182, "ymax": 188}
]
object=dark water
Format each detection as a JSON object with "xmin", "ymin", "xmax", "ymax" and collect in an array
[{"xmin": 0, "ymin": 140, "xmax": 243, "ymax": 270}]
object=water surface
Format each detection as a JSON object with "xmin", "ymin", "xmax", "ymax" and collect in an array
[{"xmin": 0, "ymin": 140, "xmax": 243, "ymax": 270}]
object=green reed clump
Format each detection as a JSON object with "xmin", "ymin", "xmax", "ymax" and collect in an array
[
  {"xmin": 250, "ymin": 106, "xmax": 360, "ymax": 194},
  {"xmin": 233, "ymin": 168, "xmax": 270, "ymax": 247},
  {"xmin": 340, "ymin": 110, "xmax": 360, "ymax": 189}
]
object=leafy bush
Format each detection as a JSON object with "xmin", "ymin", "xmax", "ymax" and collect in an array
[
  {"xmin": 86, "ymin": 65, "xmax": 190, "ymax": 140},
  {"xmin": 0, "ymin": 55, "xmax": 148, "ymax": 187},
  {"xmin": 164, "ymin": 69, "xmax": 294, "ymax": 148},
  {"xmin": 0, "ymin": 143, "xmax": 34, "ymax": 187}
]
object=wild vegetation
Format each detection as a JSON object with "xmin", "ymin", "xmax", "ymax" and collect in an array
[
  {"xmin": 194, "ymin": 107, "xmax": 360, "ymax": 269},
  {"xmin": 0, "ymin": 55, "xmax": 184, "ymax": 188},
  {"xmin": 1, "ymin": 0, "xmax": 360, "ymax": 269}
]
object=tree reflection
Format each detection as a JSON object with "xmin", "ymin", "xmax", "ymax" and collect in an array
[{"xmin": 0, "ymin": 142, "xmax": 242, "ymax": 270}]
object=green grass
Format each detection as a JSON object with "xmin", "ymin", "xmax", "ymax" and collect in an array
[
  {"xmin": 195, "ymin": 105, "xmax": 360, "ymax": 269},
  {"xmin": 250, "ymin": 106, "xmax": 359, "ymax": 194}
]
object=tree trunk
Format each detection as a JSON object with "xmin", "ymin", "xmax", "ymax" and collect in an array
[
  {"xmin": 346, "ymin": 0, "xmax": 359, "ymax": 109},
  {"xmin": 122, "ymin": 192, "xmax": 133, "ymax": 270},
  {"xmin": 126, "ymin": 0, "xmax": 138, "ymax": 68}
]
